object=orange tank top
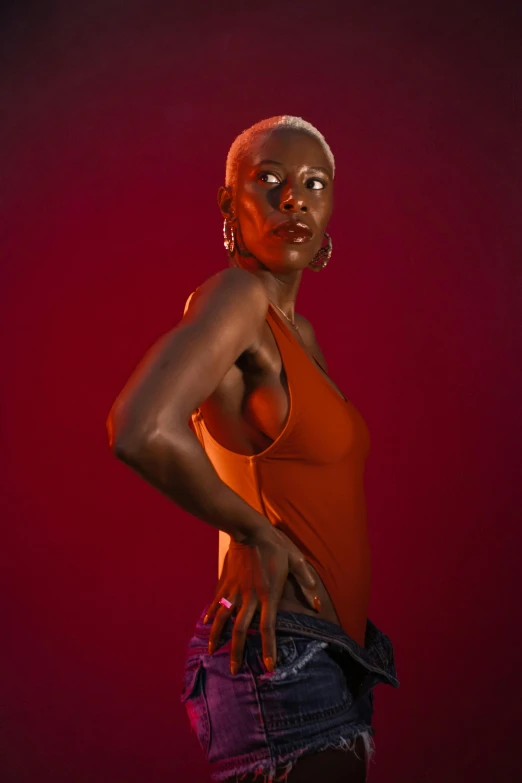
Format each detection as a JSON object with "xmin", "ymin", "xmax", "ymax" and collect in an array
[{"xmin": 185, "ymin": 293, "xmax": 372, "ymax": 647}]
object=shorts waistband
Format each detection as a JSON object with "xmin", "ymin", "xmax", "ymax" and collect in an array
[{"xmin": 193, "ymin": 602, "xmax": 400, "ymax": 689}]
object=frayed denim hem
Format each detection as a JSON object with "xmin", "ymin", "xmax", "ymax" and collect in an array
[{"xmin": 209, "ymin": 725, "xmax": 376, "ymax": 783}]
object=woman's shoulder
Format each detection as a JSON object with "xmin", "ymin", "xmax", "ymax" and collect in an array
[
  {"xmin": 183, "ymin": 268, "xmax": 267, "ymax": 316},
  {"xmin": 183, "ymin": 267, "xmax": 269, "ymax": 327}
]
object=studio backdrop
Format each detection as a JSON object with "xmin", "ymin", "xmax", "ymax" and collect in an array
[{"xmin": 1, "ymin": 2, "xmax": 520, "ymax": 782}]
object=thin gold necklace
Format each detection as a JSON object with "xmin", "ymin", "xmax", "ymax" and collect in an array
[{"xmin": 269, "ymin": 300, "xmax": 300, "ymax": 332}]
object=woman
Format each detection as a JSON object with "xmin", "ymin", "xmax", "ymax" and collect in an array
[{"xmin": 107, "ymin": 115, "xmax": 400, "ymax": 782}]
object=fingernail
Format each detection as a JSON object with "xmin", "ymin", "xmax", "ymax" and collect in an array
[
  {"xmin": 203, "ymin": 614, "xmax": 209, "ymax": 624},
  {"xmin": 231, "ymin": 662, "xmax": 239, "ymax": 675},
  {"xmin": 314, "ymin": 596, "xmax": 321, "ymax": 612},
  {"xmin": 264, "ymin": 656, "xmax": 274, "ymax": 672},
  {"xmin": 208, "ymin": 641, "xmax": 214, "ymax": 655}
]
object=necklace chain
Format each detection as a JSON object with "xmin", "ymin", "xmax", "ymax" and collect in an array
[{"xmin": 269, "ymin": 300, "xmax": 300, "ymax": 332}]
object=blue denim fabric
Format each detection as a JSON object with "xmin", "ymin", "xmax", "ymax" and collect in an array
[{"xmin": 180, "ymin": 603, "xmax": 400, "ymax": 782}]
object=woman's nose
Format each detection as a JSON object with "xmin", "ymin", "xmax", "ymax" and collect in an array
[{"xmin": 280, "ymin": 186, "xmax": 308, "ymax": 212}]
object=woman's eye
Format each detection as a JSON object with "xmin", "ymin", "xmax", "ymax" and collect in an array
[
  {"xmin": 258, "ymin": 172, "xmax": 279, "ymax": 184},
  {"xmin": 307, "ymin": 178, "xmax": 326, "ymax": 190},
  {"xmin": 257, "ymin": 173, "xmax": 326, "ymax": 189}
]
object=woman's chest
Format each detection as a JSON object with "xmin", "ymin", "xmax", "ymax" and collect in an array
[
  {"xmin": 197, "ymin": 321, "xmax": 363, "ymax": 462},
  {"xmin": 197, "ymin": 326, "xmax": 292, "ymax": 455}
]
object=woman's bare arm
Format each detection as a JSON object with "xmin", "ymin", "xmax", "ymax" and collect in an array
[{"xmin": 106, "ymin": 267, "xmax": 274, "ymax": 545}]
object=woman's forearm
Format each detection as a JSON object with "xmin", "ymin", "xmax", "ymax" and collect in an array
[{"xmin": 111, "ymin": 424, "xmax": 273, "ymax": 546}]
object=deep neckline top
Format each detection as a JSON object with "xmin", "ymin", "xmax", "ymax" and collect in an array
[
  {"xmin": 192, "ymin": 302, "xmax": 353, "ymax": 463},
  {"xmin": 267, "ymin": 303, "xmax": 348, "ymax": 404},
  {"xmin": 186, "ymin": 290, "xmax": 372, "ymax": 647}
]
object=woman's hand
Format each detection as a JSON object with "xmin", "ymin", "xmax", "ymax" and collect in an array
[{"xmin": 203, "ymin": 526, "xmax": 321, "ymax": 675}]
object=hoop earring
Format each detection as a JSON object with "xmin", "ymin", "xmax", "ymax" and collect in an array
[
  {"xmin": 308, "ymin": 231, "xmax": 332, "ymax": 271},
  {"xmin": 223, "ymin": 218, "xmax": 236, "ymax": 255}
]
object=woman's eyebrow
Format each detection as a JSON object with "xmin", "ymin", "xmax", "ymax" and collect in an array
[{"xmin": 255, "ymin": 159, "xmax": 331, "ymax": 175}]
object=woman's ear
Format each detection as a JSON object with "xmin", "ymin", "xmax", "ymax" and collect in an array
[{"xmin": 217, "ymin": 185, "xmax": 234, "ymax": 220}]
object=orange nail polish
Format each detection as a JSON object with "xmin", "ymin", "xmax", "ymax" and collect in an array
[
  {"xmin": 314, "ymin": 596, "xmax": 321, "ymax": 612},
  {"xmin": 264, "ymin": 657, "xmax": 274, "ymax": 672}
]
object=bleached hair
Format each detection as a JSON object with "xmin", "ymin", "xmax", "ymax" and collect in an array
[{"xmin": 225, "ymin": 115, "xmax": 335, "ymax": 192}]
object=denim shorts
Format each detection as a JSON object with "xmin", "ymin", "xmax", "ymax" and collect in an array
[{"xmin": 180, "ymin": 603, "xmax": 400, "ymax": 782}]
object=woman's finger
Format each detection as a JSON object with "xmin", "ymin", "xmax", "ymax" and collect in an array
[
  {"xmin": 202, "ymin": 570, "xmax": 230, "ymax": 623},
  {"xmin": 203, "ymin": 596, "xmax": 230, "ymax": 625},
  {"xmin": 208, "ymin": 593, "xmax": 238, "ymax": 655},
  {"xmin": 259, "ymin": 582, "xmax": 286, "ymax": 673},
  {"xmin": 229, "ymin": 595, "xmax": 258, "ymax": 675}
]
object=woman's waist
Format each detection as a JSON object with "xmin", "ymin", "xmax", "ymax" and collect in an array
[
  {"xmin": 218, "ymin": 550, "xmax": 343, "ymax": 626},
  {"xmin": 278, "ymin": 566, "xmax": 341, "ymax": 626},
  {"xmin": 187, "ymin": 601, "xmax": 400, "ymax": 688}
]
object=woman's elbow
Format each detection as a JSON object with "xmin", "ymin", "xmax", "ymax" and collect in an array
[{"xmin": 105, "ymin": 402, "xmax": 149, "ymax": 459}]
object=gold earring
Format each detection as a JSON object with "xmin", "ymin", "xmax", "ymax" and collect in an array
[
  {"xmin": 223, "ymin": 217, "xmax": 236, "ymax": 255},
  {"xmin": 308, "ymin": 231, "xmax": 332, "ymax": 271}
]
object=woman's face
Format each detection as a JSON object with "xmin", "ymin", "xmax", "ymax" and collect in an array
[{"xmin": 224, "ymin": 128, "xmax": 333, "ymax": 272}]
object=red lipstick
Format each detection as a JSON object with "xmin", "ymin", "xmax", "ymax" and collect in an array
[{"xmin": 271, "ymin": 219, "xmax": 313, "ymax": 242}]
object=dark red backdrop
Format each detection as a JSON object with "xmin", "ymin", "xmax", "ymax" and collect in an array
[{"xmin": 1, "ymin": 2, "xmax": 521, "ymax": 781}]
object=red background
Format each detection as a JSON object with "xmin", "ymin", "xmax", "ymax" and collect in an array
[{"xmin": 1, "ymin": 2, "xmax": 521, "ymax": 781}]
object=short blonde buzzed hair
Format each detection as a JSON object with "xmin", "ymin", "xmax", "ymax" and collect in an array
[{"xmin": 225, "ymin": 115, "xmax": 335, "ymax": 192}]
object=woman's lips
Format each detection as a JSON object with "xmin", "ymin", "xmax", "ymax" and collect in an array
[
  {"xmin": 273, "ymin": 232, "xmax": 312, "ymax": 243},
  {"xmin": 271, "ymin": 225, "xmax": 313, "ymax": 242}
]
